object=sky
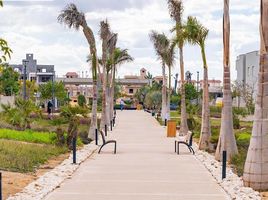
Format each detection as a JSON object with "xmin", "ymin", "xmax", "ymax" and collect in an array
[{"xmin": 0, "ymin": 0, "xmax": 260, "ymax": 81}]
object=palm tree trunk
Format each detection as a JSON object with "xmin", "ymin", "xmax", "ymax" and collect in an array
[
  {"xmin": 110, "ymin": 65, "xmax": 116, "ymax": 123},
  {"xmin": 100, "ymin": 36, "xmax": 108, "ymax": 130},
  {"xmin": 215, "ymin": 0, "xmax": 238, "ymax": 161},
  {"xmin": 179, "ymin": 47, "xmax": 189, "ymax": 136},
  {"xmin": 166, "ymin": 66, "xmax": 171, "ymax": 120},
  {"xmin": 89, "ymin": 52, "xmax": 98, "ymax": 139},
  {"xmin": 199, "ymin": 45, "xmax": 211, "ymax": 150},
  {"xmin": 243, "ymin": 0, "xmax": 268, "ymax": 190},
  {"xmin": 81, "ymin": 25, "xmax": 98, "ymax": 140},
  {"xmin": 161, "ymin": 63, "xmax": 167, "ymax": 121},
  {"xmin": 106, "ymin": 71, "xmax": 111, "ymax": 127},
  {"xmin": 100, "ymin": 66, "xmax": 107, "ymax": 130}
]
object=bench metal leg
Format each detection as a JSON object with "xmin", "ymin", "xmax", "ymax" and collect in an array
[
  {"xmin": 114, "ymin": 142, "xmax": 117, "ymax": 154},
  {"xmin": 177, "ymin": 142, "xmax": 180, "ymax": 155},
  {"xmin": 98, "ymin": 144, "xmax": 105, "ymax": 154},
  {"xmin": 175, "ymin": 141, "xmax": 177, "ymax": 153}
]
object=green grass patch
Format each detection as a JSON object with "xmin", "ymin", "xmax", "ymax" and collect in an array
[
  {"xmin": 0, "ymin": 129, "xmax": 83, "ymax": 146},
  {"xmin": 0, "ymin": 140, "xmax": 68, "ymax": 172},
  {"xmin": 0, "ymin": 129, "xmax": 57, "ymax": 144}
]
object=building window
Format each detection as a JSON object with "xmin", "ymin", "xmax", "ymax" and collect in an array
[
  {"xmin": 248, "ymin": 67, "xmax": 250, "ymax": 77},
  {"xmin": 42, "ymin": 68, "xmax": 47, "ymax": 73},
  {"xmin": 129, "ymin": 89, "xmax": 134, "ymax": 94}
]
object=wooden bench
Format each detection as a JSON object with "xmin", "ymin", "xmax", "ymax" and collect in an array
[
  {"xmin": 175, "ymin": 132, "xmax": 195, "ymax": 155},
  {"xmin": 98, "ymin": 130, "xmax": 117, "ymax": 154}
]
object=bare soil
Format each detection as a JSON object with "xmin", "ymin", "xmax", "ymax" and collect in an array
[{"xmin": 1, "ymin": 153, "xmax": 69, "ymax": 200}]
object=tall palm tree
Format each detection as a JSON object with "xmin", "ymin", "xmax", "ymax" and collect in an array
[
  {"xmin": 149, "ymin": 31, "xmax": 168, "ymax": 122},
  {"xmin": 58, "ymin": 3, "xmax": 98, "ymax": 139},
  {"xmin": 215, "ymin": 0, "xmax": 238, "ymax": 161},
  {"xmin": 168, "ymin": 0, "xmax": 189, "ymax": 135},
  {"xmin": 99, "ymin": 20, "xmax": 111, "ymax": 130},
  {"xmin": 108, "ymin": 47, "xmax": 133, "ymax": 121},
  {"xmin": 186, "ymin": 16, "xmax": 210, "ymax": 150},
  {"xmin": 243, "ymin": 0, "xmax": 268, "ymax": 190},
  {"xmin": 164, "ymin": 41, "xmax": 176, "ymax": 120}
]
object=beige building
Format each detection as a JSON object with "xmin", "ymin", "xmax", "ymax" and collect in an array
[
  {"xmin": 65, "ymin": 72, "xmax": 93, "ymax": 106},
  {"xmin": 122, "ymin": 68, "xmax": 147, "ymax": 97}
]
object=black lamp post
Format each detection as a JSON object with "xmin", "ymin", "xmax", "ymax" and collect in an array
[
  {"xmin": 52, "ymin": 70, "xmax": 55, "ymax": 115},
  {"xmin": 22, "ymin": 60, "xmax": 29, "ymax": 100}
]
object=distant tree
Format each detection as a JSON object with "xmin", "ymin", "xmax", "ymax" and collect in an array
[
  {"xmin": 19, "ymin": 80, "xmax": 38, "ymax": 100},
  {"xmin": 0, "ymin": 2, "xmax": 12, "ymax": 63},
  {"xmin": 0, "ymin": 64, "xmax": 19, "ymax": 96},
  {"xmin": 184, "ymin": 83, "xmax": 198, "ymax": 100},
  {"xmin": 39, "ymin": 81, "xmax": 67, "ymax": 104},
  {"xmin": 144, "ymin": 90, "xmax": 162, "ymax": 112},
  {"xmin": 78, "ymin": 94, "xmax": 86, "ymax": 107}
]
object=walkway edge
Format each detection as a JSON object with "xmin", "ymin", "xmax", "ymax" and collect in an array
[
  {"xmin": 193, "ymin": 144, "xmax": 261, "ymax": 200},
  {"xmin": 7, "ymin": 143, "xmax": 99, "ymax": 200}
]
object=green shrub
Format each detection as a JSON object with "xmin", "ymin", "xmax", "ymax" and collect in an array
[
  {"xmin": 233, "ymin": 114, "xmax": 240, "ymax": 129},
  {"xmin": 230, "ymin": 152, "xmax": 247, "ymax": 177},
  {"xmin": 233, "ymin": 107, "xmax": 249, "ymax": 117},
  {"xmin": 78, "ymin": 94, "xmax": 86, "ymax": 107}
]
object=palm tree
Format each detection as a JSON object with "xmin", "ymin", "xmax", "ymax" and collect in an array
[
  {"xmin": 60, "ymin": 105, "xmax": 88, "ymax": 149},
  {"xmin": 243, "ymin": 0, "xmax": 268, "ymax": 190},
  {"xmin": 186, "ymin": 16, "xmax": 210, "ymax": 150},
  {"xmin": 165, "ymin": 42, "xmax": 176, "ymax": 121},
  {"xmin": 168, "ymin": 0, "xmax": 189, "ymax": 135},
  {"xmin": 58, "ymin": 3, "xmax": 98, "ymax": 139},
  {"xmin": 215, "ymin": 0, "xmax": 238, "ymax": 161},
  {"xmin": 108, "ymin": 48, "xmax": 134, "ymax": 120},
  {"xmin": 149, "ymin": 31, "xmax": 168, "ymax": 122},
  {"xmin": 99, "ymin": 20, "xmax": 111, "ymax": 131}
]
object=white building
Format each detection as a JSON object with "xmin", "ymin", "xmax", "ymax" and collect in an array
[
  {"xmin": 236, "ymin": 51, "xmax": 259, "ymax": 97},
  {"xmin": 235, "ymin": 51, "xmax": 259, "ymax": 107}
]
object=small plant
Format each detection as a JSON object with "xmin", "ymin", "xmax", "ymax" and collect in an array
[{"xmin": 78, "ymin": 94, "xmax": 86, "ymax": 107}]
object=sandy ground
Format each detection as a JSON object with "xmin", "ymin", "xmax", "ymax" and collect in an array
[{"xmin": 1, "ymin": 153, "xmax": 69, "ymax": 200}]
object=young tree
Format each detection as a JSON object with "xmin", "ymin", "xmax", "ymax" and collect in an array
[
  {"xmin": 215, "ymin": 0, "xmax": 238, "ymax": 161},
  {"xmin": 168, "ymin": 0, "xmax": 189, "ymax": 136},
  {"xmin": 39, "ymin": 81, "xmax": 67, "ymax": 103},
  {"xmin": 186, "ymin": 16, "xmax": 211, "ymax": 150},
  {"xmin": 243, "ymin": 0, "xmax": 268, "ymax": 190},
  {"xmin": 0, "ymin": 1, "xmax": 12, "ymax": 63},
  {"xmin": 58, "ymin": 4, "xmax": 98, "ymax": 139},
  {"xmin": 78, "ymin": 94, "xmax": 86, "ymax": 107},
  {"xmin": 0, "ymin": 64, "xmax": 19, "ymax": 96},
  {"xmin": 60, "ymin": 105, "xmax": 88, "ymax": 149}
]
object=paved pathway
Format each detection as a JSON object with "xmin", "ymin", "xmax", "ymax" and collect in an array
[{"xmin": 45, "ymin": 110, "xmax": 228, "ymax": 200}]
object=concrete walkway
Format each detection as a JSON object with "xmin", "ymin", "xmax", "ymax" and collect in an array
[{"xmin": 45, "ymin": 110, "xmax": 228, "ymax": 200}]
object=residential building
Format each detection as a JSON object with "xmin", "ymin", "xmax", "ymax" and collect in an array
[
  {"xmin": 10, "ymin": 53, "xmax": 55, "ymax": 84},
  {"xmin": 64, "ymin": 72, "xmax": 93, "ymax": 106},
  {"xmin": 122, "ymin": 68, "xmax": 148, "ymax": 97},
  {"xmin": 236, "ymin": 50, "xmax": 259, "ymax": 99}
]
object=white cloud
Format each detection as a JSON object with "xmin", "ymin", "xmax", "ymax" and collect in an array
[{"xmin": 0, "ymin": 0, "xmax": 261, "ymax": 82}]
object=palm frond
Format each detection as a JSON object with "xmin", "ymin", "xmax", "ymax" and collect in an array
[
  {"xmin": 167, "ymin": 0, "xmax": 183, "ymax": 24},
  {"xmin": 185, "ymin": 16, "xmax": 209, "ymax": 46},
  {"xmin": 57, "ymin": 3, "xmax": 85, "ymax": 30}
]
